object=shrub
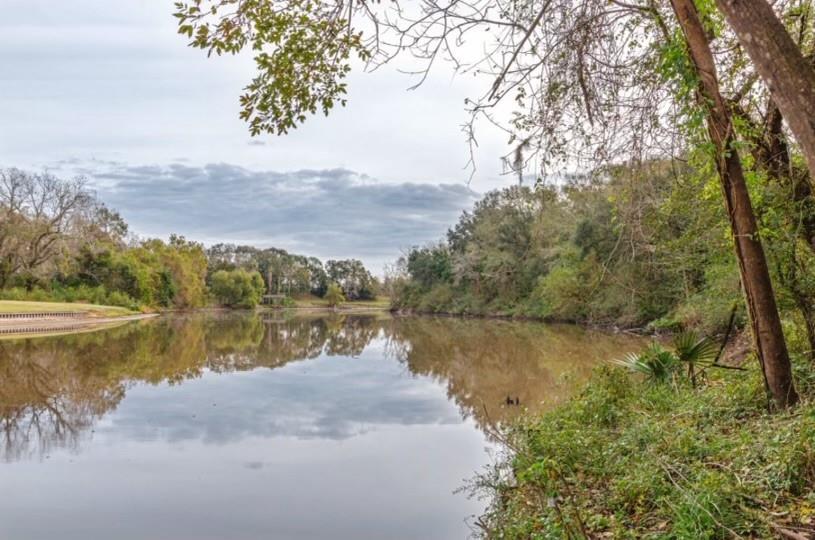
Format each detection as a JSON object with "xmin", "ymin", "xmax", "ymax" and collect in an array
[
  {"xmin": 615, "ymin": 331, "xmax": 719, "ymax": 386},
  {"xmin": 324, "ymin": 282, "xmax": 345, "ymax": 308}
]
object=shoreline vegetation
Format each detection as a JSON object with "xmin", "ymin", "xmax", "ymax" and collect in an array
[
  {"xmin": 379, "ymin": 170, "xmax": 815, "ymax": 537},
  {"xmin": 474, "ymin": 362, "xmax": 815, "ymax": 539}
]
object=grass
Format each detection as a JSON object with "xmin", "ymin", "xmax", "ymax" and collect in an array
[
  {"xmin": 0, "ymin": 300, "xmax": 135, "ymax": 318},
  {"xmin": 475, "ymin": 359, "xmax": 815, "ymax": 539},
  {"xmin": 289, "ymin": 295, "xmax": 391, "ymax": 310}
]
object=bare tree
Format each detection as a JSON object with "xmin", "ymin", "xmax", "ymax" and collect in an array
[{"xmin": 0, "ymin": 169, "xmax": 93, "ymax": 288}]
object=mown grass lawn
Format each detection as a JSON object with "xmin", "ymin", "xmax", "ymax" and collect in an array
[
  {"xmin": 0, "ymin": 300, "xmax": 134, "ymax": 317},
  {"xmin": 291, "ymin": 295, "xmax": 391, "ymax": 309}
]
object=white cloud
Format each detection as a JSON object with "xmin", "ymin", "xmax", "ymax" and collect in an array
[
  {"xmin": 0, "ymin": 0, "xmax": 514, "ymax": 190},
  {"xmin": 74, "ymin": 161, "xmax": 478, "ymax": 272}
]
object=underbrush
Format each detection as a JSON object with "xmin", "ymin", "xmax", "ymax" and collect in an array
[
  {"xmin": 476, "ymin": 361, "xmax": 815, "ymax": 538},
  {"xmin": 392, "ymin": 282, "xmax": 740, "ymax": 332}
]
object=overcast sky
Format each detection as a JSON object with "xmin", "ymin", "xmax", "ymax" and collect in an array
[{"xmin": 0, "ymin": 1, "xmax": 518, "ymax": 272}]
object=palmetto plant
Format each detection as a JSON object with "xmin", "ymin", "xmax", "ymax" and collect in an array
[
  {"xmin": 614, "ymin": 343, "xmax": 680, "ymax": 383},
  {"xmin": 615, "ymin": 331, "xmax": 719, "ymax": 386},
  {"xmin": 672, "ymin": 331, "xmax": 718, "ymax": 386}
]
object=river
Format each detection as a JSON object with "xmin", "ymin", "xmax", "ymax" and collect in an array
[{"xmin": 0, "ymin": 312, "xmax": 644, "ymax": 539}]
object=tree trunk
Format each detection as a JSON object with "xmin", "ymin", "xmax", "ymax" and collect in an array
[
  {"xmin": 670, "ymin": 0, "xmax": 799, "ymax": 408},
  {"xmin": 761, "ymin": 101, "xmax": 815, "ymax": 251},
  {"xmin": 715, "ymin": 0, "xmax": 815, "ymax": 179},
  {"xmin": 794, "ymin": 294, "xmax": 815, "ymax": 364}
]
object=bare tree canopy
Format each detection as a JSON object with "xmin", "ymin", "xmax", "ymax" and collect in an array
[{"xmin": 0, "ymin": 169, "xmax": 93, "ymax": 288}]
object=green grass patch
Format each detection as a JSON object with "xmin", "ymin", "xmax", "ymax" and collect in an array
[
  {"xmin": 0, "ymin": 300, "xmax": 135, "ymax": 318},
  {"xmin": 475, "ymin": 363, "xmax": 815, "ymax": 539},
  {"xmin": 290, "ymin": 295, "xmax": 391, "ymax": 309}
]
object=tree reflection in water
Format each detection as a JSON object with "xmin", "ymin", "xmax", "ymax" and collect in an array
[{"xmin": 0, "ymin": 313, "xmax": 643, "ymax": 461}]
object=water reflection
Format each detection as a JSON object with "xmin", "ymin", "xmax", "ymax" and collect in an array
[
  {"xmin": 1, "ymin": 313, "xmax": 645, "ymax": 539},
  {"xmin": 0, "ymin": 313, "xmax": 642, "ymax": 462}
]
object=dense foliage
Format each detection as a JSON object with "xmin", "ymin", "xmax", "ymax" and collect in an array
[
  {"xmin": 391, "ymin": 155, "xmax": 815, "ymax": 348},
  {"xmin": 325, "ymin": 258, "xmax": 377, "ymax": 300},
  {"xmin": 207, "ymin": 243, "xmax": 329, "ymax": 297},
  {"xmin": 209, "ymin": 269, "xmax": 266, "ymax": 308},
  {"xmin": 205, "ymin": 244, "xmax": 379, "ymax": 301},
  {"xmin": 391, "ymin": 163, "xmax": 735, "ymax": 332}
]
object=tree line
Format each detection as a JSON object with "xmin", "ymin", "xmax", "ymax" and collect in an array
[
  {"xmin": 0, "ymin": 168, "xmax": 378, "ymax": 310},
  {"xmin": 390, "ymin": 160, "xmax": 801, "ymax": 335},
  {"xmin": 205, "ymin": 242, "xmax": 378, "ymax": 303}
]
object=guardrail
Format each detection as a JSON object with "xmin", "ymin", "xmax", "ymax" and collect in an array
[{"xmin": 0, "ymin": 312, "xmax": 87, "ymax": 320}]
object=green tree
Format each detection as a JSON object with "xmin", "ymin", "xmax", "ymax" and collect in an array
[
  {"xmin": 325, "ymin": 259, "xmax": 376, "ymax": 300},
  {"xmin": 206, "ymin": 243, "xmax": 328, "ymax": 297},
  {"xmin": 209, "ymin": 269, "xmax": 265, "ymax": 308},
  {"xmin": 174, "ymin": 0, "xmax": 371, "ymax": 135},
  {"xmin": 405, "ymin": 245, "xmax": 452, "ymax": 289},
  {"xmin": 324, "ymin": 282, "xmax": 345, "ymax": 309}
]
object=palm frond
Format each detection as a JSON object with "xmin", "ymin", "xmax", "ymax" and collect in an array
[
  {"xmin": 613, "ymin": 344, "xmax": 678, "ymax": 382},
  {"xmin": 673, "ymin": 331, "xmax": 718, "ymax": 366}
]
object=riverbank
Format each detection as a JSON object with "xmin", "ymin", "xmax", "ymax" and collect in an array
[
  {"xmin": 476, "ymin": 361, "xmax": 815, "ymax": 538},
  {"xmin": 0, "ymin": 300, "xmax": 155, "ymax": 337},
  {"xmin": 0, "ymin": 300, "xmax": 136, "ymax": 317},
  {"xmin": 390, "ymin": 307, "xmax": 667, "ymax": 336}
]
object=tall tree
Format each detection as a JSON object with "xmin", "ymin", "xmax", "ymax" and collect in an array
[
  {"xmin": 714, "ymin": 0, "xmax": 815, "ymax": 179},
  {"xmin": 669, "ymin": 0, "xmax": 798, "ymax": 408}
]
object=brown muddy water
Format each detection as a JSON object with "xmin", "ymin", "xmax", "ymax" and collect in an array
[{"xmin": 0, "ymin": 312, "xmax": 644, "ymax": 539}]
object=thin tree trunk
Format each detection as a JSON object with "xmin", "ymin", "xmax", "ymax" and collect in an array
[
  {"xmin": 762, "ymin": 102, "xmax": 791, "ymax": 182},
  {"xmin": 762, "ymin": 102, "xmax": 815, "ymax": 251},
  {"xmin": 795, "ymin": 297, "xmax": 815, "ymax": 363},
  {"xmin": 670, "ymin": 0, "xmax": 799, "ymax": 408},
  {"xmin": 715, "ymin": 0, "xmax": 815, "ymax": 179}
]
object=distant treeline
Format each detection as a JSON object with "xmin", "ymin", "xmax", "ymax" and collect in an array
[
  {"xmin": 0, "ymin": 168, "xmax": 378, "ymax": 310},
  {"xmin": 206, "ymin": 243, "xmax": 378, "ymax": 301}
]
